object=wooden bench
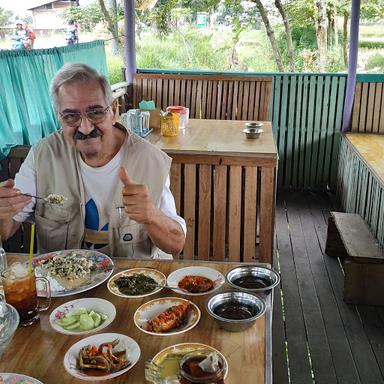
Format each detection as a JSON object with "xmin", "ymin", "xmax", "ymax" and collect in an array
[{"xmin": 326, "ymin": 211, "xmax": 384, "ymax": 305}]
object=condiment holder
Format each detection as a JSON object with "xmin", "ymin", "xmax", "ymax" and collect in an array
[{"xmin": 243, "ymin": 122, "xmax": 263, "ymax": 139}]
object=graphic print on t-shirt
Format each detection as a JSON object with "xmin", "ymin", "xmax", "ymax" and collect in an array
[{"xmin": 82, "ymin": 198, "xmax": 109, "ymax": 249}]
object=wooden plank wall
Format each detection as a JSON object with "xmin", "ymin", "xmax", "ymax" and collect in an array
[
  {"xmin": 337, "ymin": 137, "xmax": 384, "ymax": 248},
  {"xmin": 1, "ymin": 146, "xmax": 33, "ymax": 252},
  {"xmin": 169, "ymin": 160, "xmax": 276, "ymax": 263},
  {"xmin": 272, "ymin": 74, "xmax": 347, "ymax": 191},
  {"xmin": 133, "ymin": 73, "xmax": 272, "ymax": 121},
  {"xmin": 352, "ymin": 81, "xmax": 384, "ymax": 133}
]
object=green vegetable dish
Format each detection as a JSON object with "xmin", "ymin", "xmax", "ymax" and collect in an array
[
  {"xmin": 114, "ymin": 273, "xmax": 158, "ymax": 296},
  {"xmin": 55, "ymin": 307, "xmax": 108, "ymax": 331}
]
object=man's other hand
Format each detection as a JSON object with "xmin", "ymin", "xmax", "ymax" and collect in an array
[{"xmin": 119, "ymin": 166, "xmax": 155, "ymax": 224}]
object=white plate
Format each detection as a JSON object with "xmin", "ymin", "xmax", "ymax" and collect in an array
[
  {"xmin": 63, "ymin": 332, "xmax": 140, "ymax": 381},
  {"xmin": 167, "ymin": 266, "xmax": 225, "ymax": 296},
  {"xmin": 147, "ymin": 343, "xmax": 228, "ymax": 381},
  {"xmin": 49, "ymin": 298, "xmax": 116, "ymax": 335},
  {"xmin": 134, "ymin": 297, "xmax": 200, "ymax": 336},
  {"xmin": 107, "ymin": 268, "xmax": 166, "ymax": 298},
  {"xmin": 33, "ymin": 249, "xmax": 114, "ymax": 297},
  {"xmin": 0, "ymin": 373, "xmax": 43, "ymax": 384}
]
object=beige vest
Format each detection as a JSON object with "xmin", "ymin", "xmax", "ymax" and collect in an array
[{"xmin": 33, "ymin": 124, "xmax": 172, "ymax": 259}]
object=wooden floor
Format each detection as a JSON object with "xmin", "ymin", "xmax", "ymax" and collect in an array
[{"xmin": 272, "ymin": 190, "xmax": 384, "ymax": 384}]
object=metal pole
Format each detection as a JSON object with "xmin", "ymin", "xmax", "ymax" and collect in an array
[
  {"xmin": 342, "ymin": 0, "xmax": 360, "ymax": 132},
  {"xmin": 123, "ymin": 0, "xmax": 136, "ymax": 84}
]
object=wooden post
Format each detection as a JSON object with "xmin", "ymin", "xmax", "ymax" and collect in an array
[
  {"xmin": 123, "ymin": 0, "xmax": 136, "ymax": 84},
  {"xmin": 342, "ymin": 0, "xmax": 361, "ymax": 132}
]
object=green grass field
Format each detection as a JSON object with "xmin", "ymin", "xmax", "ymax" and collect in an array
[{"xmin": 2, "ymin": 23, "xmax": 384, "ymax": 80}]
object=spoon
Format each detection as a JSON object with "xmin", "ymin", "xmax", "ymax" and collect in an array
[
  {"xmin": 148, "ymin": 283, "xmax": 190, "ymax": 293},
  {"xmin": 21, "ymin": 193, "xmax": 66, "ymax": 205}
]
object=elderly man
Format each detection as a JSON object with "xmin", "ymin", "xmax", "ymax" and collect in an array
[{"xmin": 0, "ymin": 63, "xmax": 186, "ymax": 259}]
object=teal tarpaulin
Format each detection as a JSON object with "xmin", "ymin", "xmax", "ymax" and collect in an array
[{"xmin": 0, "ymin": 40, "xmax": 108, "ymax": 159}]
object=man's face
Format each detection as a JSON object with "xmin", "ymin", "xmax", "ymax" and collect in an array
[{"xmin": 57, "ymin": 81, "xmax": 118, "ymax": 163}]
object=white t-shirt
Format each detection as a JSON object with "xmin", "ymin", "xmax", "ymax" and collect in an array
[{"xmin": 14, "ymin": 146, "xmax": 186, "ymax": 255}]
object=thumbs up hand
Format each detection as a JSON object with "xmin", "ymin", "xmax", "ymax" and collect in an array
[{"xmin": 119, "ymin": 166, "xmax": 155, "ymax": 224}]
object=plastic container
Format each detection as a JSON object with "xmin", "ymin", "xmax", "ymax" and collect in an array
[
  {"xmin": 166, "ymin": 106, "xmax": 189, "ymax": 130},
  {"xmin": 161, "ymin": 111, "xmax": 179, "ymax": 137},
  {"xmin": 122, "ymin": 109, "xmax": 151, "ymax": 137}
]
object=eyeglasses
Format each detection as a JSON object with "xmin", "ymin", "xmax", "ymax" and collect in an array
[{"xmin": 59, "ymin": 106, "xmax": 111, "ymax": 127}]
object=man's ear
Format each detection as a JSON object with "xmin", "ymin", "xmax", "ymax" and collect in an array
[{"xmin": 111, "ymin": 100, "xmax": 119, "ymax": 122}]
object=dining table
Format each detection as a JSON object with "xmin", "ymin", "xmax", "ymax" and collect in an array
[
  {"xmin": 1, "ymin": 254, "xmax": 273, "ymax": 384},
  {"xmin": 147, "ymin": 119, "xmax": 278, "ymax": 265}
]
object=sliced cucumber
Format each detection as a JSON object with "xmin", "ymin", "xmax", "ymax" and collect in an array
[
  {"xmin": 56, "ymin": 315, "xmax": 78, "ymax": 327},
  {"xmin": 64, "ymin": 320, "xmax": 81, "ymax": 330},
  {"xmin": 55, "ymin": 308, "xmax": 108, "ymax": 331},
  {"xmin": 91, "ymin": 312, "xmax": 102, "ymax": 327},
  {"xmin": 71, "ymin": 307, "xmax": 88, "ymax": 316}
]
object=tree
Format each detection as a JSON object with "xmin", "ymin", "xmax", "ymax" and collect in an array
[
  {"xmin": 315, "ymin": 0, "xmax": 328, "ymax": 71},
  {"xmin": 327, "ymin": 0, "xmax": 338, "ymax": 49},
  {"xmin": 98, "ymin": 0, "xmax": 120, "ymax": 53},
  {"xmin": 108, "ymin": 0, "xmax": 119, "ymax": 55},
  {"xmin": 61, "ymin": 2, "xmax": 103, "ymax": 31},
  {"xmin": 252, "ymin": 0, "xmax": 285, "ymax": 72},
  {"xmin": 0, "ymin": 7, "xmax": 12, "ymax": 27},
  {"xmin": 337, "ymin": 0, "xmax": 384, "ymax": 67},
  {"xmin": 274, "ymin": 0, "xmax": 295, "ymax": 71}
]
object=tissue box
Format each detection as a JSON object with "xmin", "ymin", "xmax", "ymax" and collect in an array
[{"xmin": 141, "ymin": 108, "xmax": 161, "ymax": 130}]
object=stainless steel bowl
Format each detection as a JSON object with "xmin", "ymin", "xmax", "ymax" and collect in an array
[
  {"xmin": 245, "ymin": 122, "xmax": 263, "ymax": 129},
  {"xmin": 206, "ymin": 291, "xmax": 266, "ymax": 332},
  {"xmin": 243, "ymin": 125, "xmax": 263, "ymax": 139},
  {"xmin": 226, "ymin": 265, "xmax": 280, "ymax": 294},
  {"xmin": 0, "ymin": 303, "xmax": 19, "ymax": 357}
]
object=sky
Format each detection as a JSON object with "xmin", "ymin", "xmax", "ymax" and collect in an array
[{"xmin": 0, "ymin": 0, "xmax": 94, "ymax": 16}]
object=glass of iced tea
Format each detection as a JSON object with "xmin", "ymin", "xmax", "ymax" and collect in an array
[
  {"xmin": 179, "ymin": 350, "xmax": 226, "ymax": 384},
  {"xmin": 1, "ymin": 262, "xmax": 51, "ymax": 326}
]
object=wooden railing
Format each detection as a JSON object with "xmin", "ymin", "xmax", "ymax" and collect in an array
[
  {"xmin": 272, "ymin": 74, "xmax": 347, "ymax": 191},
  {"xmin": 132, "ymin": 70, "xmax": 350, "ymax": 192},
  {"xmin": 352, "ymin": 74, "xmax": 384, "ymax": 134},
  {"xmin": 337, "ymin": 134, "xmax": 384, "ymax": 248},
  {"xmin": 133, "ymin": 72, "xmax": 272, "ymax": 121}
]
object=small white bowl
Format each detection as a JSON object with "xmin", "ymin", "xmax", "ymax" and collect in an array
[
  {"xmin": 167, "ymin": 266, "xmax": 225, "ymax": 296},
  {"xmin": 0, "ymin": 303, "xmax": 19, "ymax": 357},
  {"xmin": 107, "ymin": 268, "xmax": 166, "ymax": 298},
  {"xmin": 134, "ymin": 297, "xmax": 200, "ymax": 336},
  {"xmin": 64, "ymin": 332, "xmax": 140, "ymax": 381},
  {"xmin": 49, "ymin": 297, "xmax": 116, "ymax": 335}
]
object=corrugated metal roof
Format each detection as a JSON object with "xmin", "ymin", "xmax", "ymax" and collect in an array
[{"xmin": 27, "ymin": 1, "xmax": 72, "ymax": 11}]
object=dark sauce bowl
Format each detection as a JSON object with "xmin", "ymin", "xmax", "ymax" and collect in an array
[
  {"xmin": 226, "ymin": 266, "xmax": 280, "ymax": 294},
  {"xmin": 206, "ymin": 291, "xmax": 266, "ymax": 332}
]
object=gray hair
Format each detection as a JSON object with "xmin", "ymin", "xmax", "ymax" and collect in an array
[{"xmin": 50, "ymin": 63, "xmax": 113, "ymax": 111}]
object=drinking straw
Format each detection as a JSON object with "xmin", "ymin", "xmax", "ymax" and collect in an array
[{"xmin": 29, "ymin": 224, "xmax": 35, "ymax": 274}]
